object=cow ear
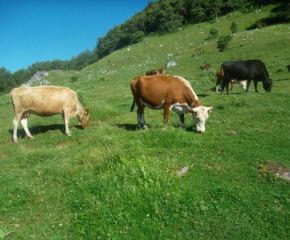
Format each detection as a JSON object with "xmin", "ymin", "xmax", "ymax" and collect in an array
[
  {"xmin": 207, "ymin": 107, "xmax": 213, "ymax": 113},
  {"xmin": 190, "ymin": 107, "xmax": 199, "ymax": 113},
  {"xmin": 84, "ymin": 109, "xmax": 89, "ymax": 115}
]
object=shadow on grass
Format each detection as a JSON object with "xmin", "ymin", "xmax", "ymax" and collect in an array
[
  {"xmin": 114, "ymin": 124, "xmax": 139, "ymax": 131},
  {"xmin": 8, "ymin": 124, "xmax": 65, "ymax": 139},
  {"xmin": 276, "ymin": 77, "xmax": 290, "ymax": 81},
  {"xmin": 185, "ymin": 125, "xmax": 198, "ymax": 133},
  {"xmin": 197, "ymin": 94, "xmax": 210, "ymax": 98},
  {"xmin": 115, "ymin": 123, "xmax": 199, "ymax": 133}
]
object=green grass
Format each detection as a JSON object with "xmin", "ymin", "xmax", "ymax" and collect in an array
[{"xmin": 1, "ymin": 5, "xmax": 290, "ymax": 239}]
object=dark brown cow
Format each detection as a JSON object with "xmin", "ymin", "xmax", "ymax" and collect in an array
[
  {"xmin": 200, "ymin": 64, "xmax": 211, "ymax": 71},
  {"xmin": 10, "ymin": 86, "xmax": 90, "ymax": 142},
  {"xmin": 146, "ymin": 68, "xmax": 166, "ymax": 76},
  {"xmin": 130, "ymin": 75, "xmax": 213, "ymax": 133}
]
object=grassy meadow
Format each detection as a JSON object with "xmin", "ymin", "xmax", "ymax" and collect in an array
[{"xmin": 1, "ymin": 5, "xmax": 290, "ymax": 239}]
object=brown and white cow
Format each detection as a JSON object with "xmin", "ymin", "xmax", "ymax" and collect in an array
[
  {"xmin": 215, "ymin": 69, "xmax": 247, "ymax": 92},
  {"xmin": 130, "ymin": 75, "xmax": 213, "ymax": 133},
  {"xmin": 10, "ymin": 86, "xmax": 90, "ymax": 142},
  {"xmin": 146, "ymin": 68, "xmax": 165, "ymax": 76}
]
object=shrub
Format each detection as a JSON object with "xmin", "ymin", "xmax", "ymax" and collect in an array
[
  {"xmin": 71, "ymin": 76, "xmax": 79, "ymax": 82},
  {"xmin": 231, "ymin": 22, "xmax": 238, "ymax": 34},
  {"xmin": 209, "ymin": 28, "xmax": 219, "ymax": 39}
]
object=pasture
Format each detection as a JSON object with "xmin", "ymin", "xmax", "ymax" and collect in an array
[{"xmin": 1, "ymin": 5, "xmax": 290, "ymax": 238}]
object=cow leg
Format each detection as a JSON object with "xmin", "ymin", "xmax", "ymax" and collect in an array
[
  {"xmin": 179, "ymin": 114, "xmax": 185, "ymax": 129},
  {"xmin": 62, "ymin": 111, "xmax": 71, "ymax": 136},
  {"xmin": 215, "ymin": 80, "xmax": 220, "ymax": 92},
  {"xmin": 162, "ymin": 104, "xmax": 171, "ymax": 129},
  {"xmin": 221, "ymin": 82, "xmax": 225, "ymax": 94},
  {"xmin": 246, "ymin": 79, "xmax": 252, "ymax": 92},
  {"xmin": 225, "ymin": 83, "xmax": 229, "ymax": 94},
  {"xmin": 137, "ymin": 107, "xmax": 147, "ymax": 129},
  {"xmin": 253, "ymin": 81, "xmax": 258, "ymax": 93},
  {"xmin": 12, "ymin": 113, "xmax": 22, "ymax": 142},
  {"xmin": 20, "ymin": 117, "xmax": 34, "ymax": 139}
]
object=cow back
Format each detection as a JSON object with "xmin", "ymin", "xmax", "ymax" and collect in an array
[{"xmin": 10, "ymin": 86, "xmax": 78, "ymax": 116}]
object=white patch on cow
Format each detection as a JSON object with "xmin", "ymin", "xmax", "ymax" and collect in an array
[
  {"xmin": 238, "ymin": 80, "xmax": 247, "ymax": 90},
  {"xmin": 140, "ymin": 99, "xmax": 164, "ymax": 110},
  {"xmin": 170, "ymin": 102, "xmax": 189, "ymax": 115},
  {"xmin": 174, "ymin": 76, "xmax": 199, "ymax": 100}
]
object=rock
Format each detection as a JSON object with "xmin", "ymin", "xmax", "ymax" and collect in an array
[
  {"xmin": 21, "ymin": 71, "xmax": 49, "ymax": 87},
  {"xmin": 259, "ymin": 162, "xmax": 290, "ymax": 182},
  {"xmin": 165, "ymin": 61, "xmax": 177, "ymax": 68},
  {"xmin": 227, "ymin": 130, "xmax": 238, "ymax": 135},
  {"xmin": 177, "ymin": 166, "xmax": 189, "ymax": 177}
]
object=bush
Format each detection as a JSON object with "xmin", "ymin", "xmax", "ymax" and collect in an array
[
  {"xmin": 209, "ymin": 28, "xmax": 219, "ymax": 39},
  {"xmin": 231, "ymin": 22, "xmax": 238, "ymax": 34},
  {"xmin": 71, "ymin": 76, "xmax": 79, "ymax": 82},
  {"xmin": 217, "ymin": 35, "xmax": 232, "ymax": 52}
]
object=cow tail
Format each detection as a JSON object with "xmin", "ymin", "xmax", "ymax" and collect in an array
[
  {"xmin": 130, "ymin": 100, "xmax": 135, "ymax": 112},
  {"xmin": 10, "ymin": 93, "xmax": 16, "ymax": 113},
  {"xmin": 221, "ymin": 67, "xmax": 225, "ymax": 79}
]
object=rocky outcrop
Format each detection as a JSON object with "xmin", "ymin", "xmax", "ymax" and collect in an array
[{"xmin": 21, "ymin": 71, "xmax": 50, "ymax": 87}]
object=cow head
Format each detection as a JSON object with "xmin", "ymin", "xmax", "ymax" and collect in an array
[
  {"xmin": 79, "ymin": 109, "xmax": 90, "ymax": 129},
  {"xmin": 189, "ymin": 106, "xmax": 213, "ymax": 133},
  {"xmin": 263, "ymin": 79, "xmax": 272, "ymax": 92}
]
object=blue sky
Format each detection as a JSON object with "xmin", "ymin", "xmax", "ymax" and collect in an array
[{"xmin": 0, "ymin": 0, "xmax": 150, "ymax": 72}]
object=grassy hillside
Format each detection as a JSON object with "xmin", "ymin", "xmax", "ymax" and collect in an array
[{"xmin": 1, "ymin": 5, "xmax": 290, "ymax": 239}]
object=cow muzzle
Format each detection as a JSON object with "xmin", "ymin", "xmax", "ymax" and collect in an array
[{"xmin": 197, "ymin": 129, "xmax": 205, "ymax": 133}]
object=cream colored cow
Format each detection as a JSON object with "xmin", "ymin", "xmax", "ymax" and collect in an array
[{"xmin": 10, "ymin": 86, "xmax": 90, "ymax": 142}]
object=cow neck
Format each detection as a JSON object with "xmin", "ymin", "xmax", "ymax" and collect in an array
[
  {"xmin": 188, "ymin": 89, "xmax": 202, "ymax": 107},
  {"xmin": 193, "ymin": 99, "xmax": 202, "ymax": 107},
  {"xmin": 79, "ymin": 111, "xmax": 85, "ymax": 122},
  {"xmin": 76, "ymin": 102, "xmax": 85, "ymax": 122}
]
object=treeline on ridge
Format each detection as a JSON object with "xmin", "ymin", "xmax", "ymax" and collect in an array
[
  {"xmin": 94, "ymin": 0, "xmax": 289, "ymax": 58},
  {"xmin": 0, "ymin": 0, "xmax": 289, "ymax": 94},
  {"xmin": 0, "ymin": 50, "xmax": 97, "ymax": 94}
]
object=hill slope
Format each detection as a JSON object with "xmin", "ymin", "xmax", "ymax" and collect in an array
[{"xmin": 0, "ymin": 6, "xmax": 290, "ymax": 239}]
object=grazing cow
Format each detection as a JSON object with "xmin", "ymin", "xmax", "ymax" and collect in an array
[
  {"xmin": 215, "ymin": 69, "xmax": 247, "ymax": 92},
  {"xmin": 130, "ymin": 75, "xmax": 213, "ymax": 133},
  {"xmin": 146, "ymin": 68, "xmax": 166, "ymax": 76},
  {"xmin": 287, "ymin": 63, "xmax": 290, "ymax": 72},
  {"xmin": 220, "ymin": 60, "xmax": 272, "ymax": 94},
  {"xmin": 10, "ymin": 86, "xmax": 90, "ymax": 142},
  {"xmin": 200, "ymin": 64, "xmax": 211, "ymax": 71}
]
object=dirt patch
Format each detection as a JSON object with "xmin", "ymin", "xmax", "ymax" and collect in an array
[
  {"xmin": 227, "ymin": 130, "xmax": 238, "ymax": 135},
  {"xmin": 259, "ymin": 162, "xmax": 290, "ymax": 182}
]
